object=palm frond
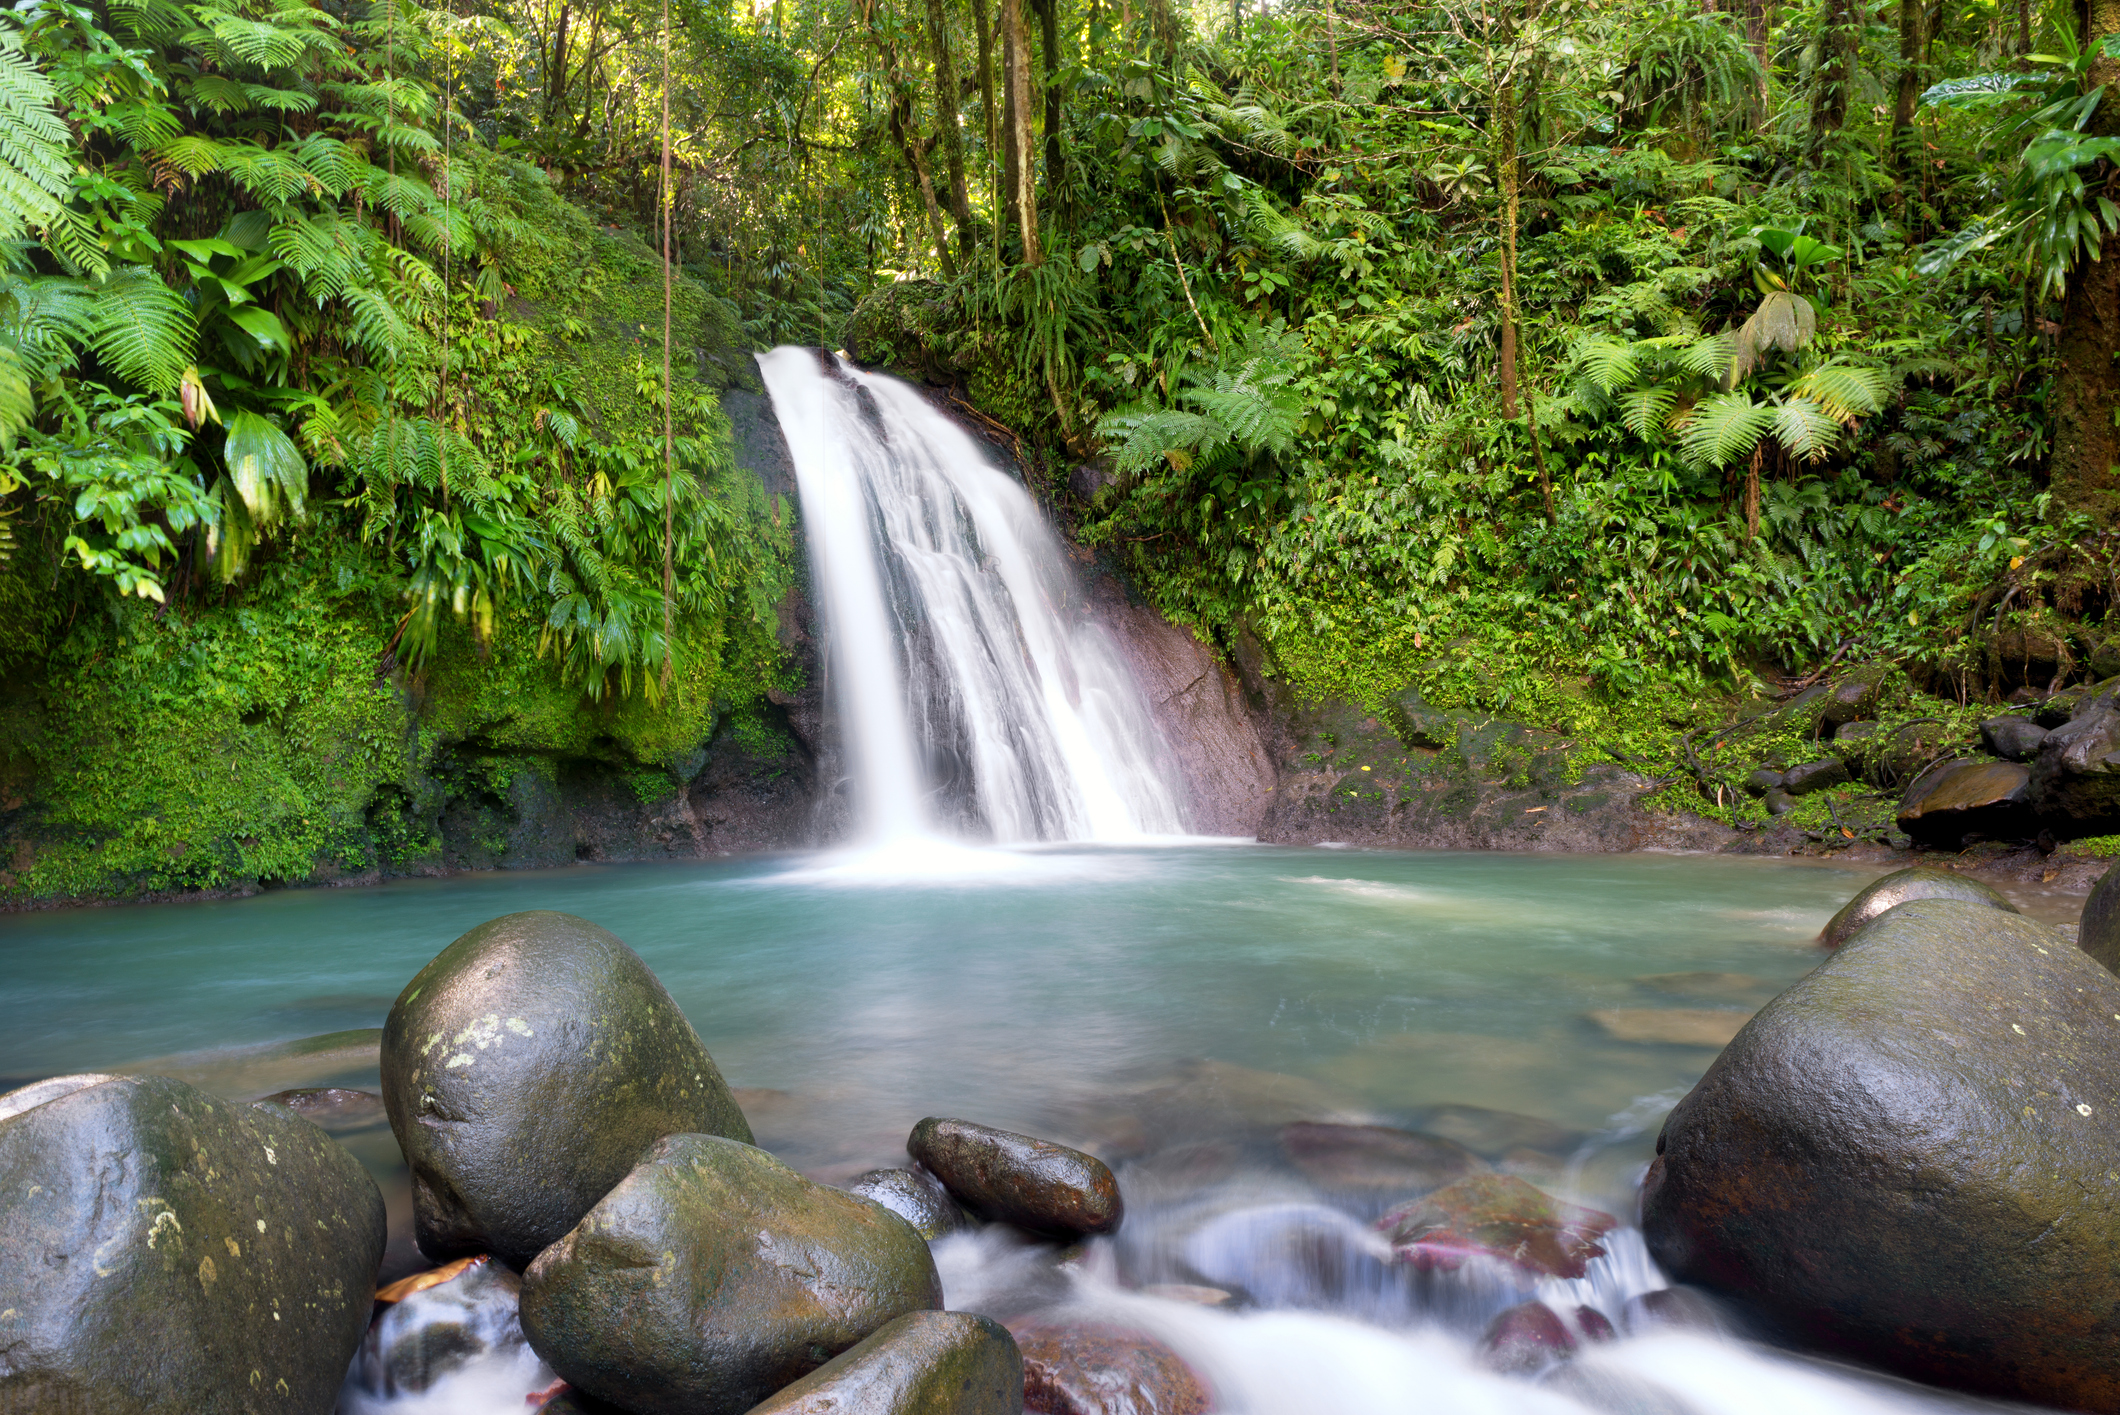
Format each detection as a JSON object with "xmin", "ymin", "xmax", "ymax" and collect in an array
[
  {"xmin": 1729, "ymin": 289, "xmax": 1816, "ymax": 384},
  {"xmin": 223, "ymin": 408, "xmax": 308, "ymax": 529}
]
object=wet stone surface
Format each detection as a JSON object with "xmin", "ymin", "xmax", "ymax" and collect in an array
[
  {"xmin": 1012, "ymin": 1318, "xmax": 1210, "ymax": 1415},
  {"xmin": 911, "ymin": 1117, "xmax": 1125, "ymax": 1239}
]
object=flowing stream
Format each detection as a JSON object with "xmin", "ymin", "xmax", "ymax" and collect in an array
[{"xmin": 0, "ymin": 355, "xmax": 2072, "ymax": 1413}]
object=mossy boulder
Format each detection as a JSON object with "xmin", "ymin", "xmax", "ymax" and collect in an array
[
  {"xmin": 746, "ymin": 1311, "xmax": 1024, "ymax": 1415},
  {"xmin": 0, "ymin": 1073, "xmax": 386, "ymax": 1413},
  {"xmin": 380, "ymin": 910, "xmax": 751, "ymax": 1270},
  {"xmin": 1815, "ymin": 866, "xmax": 2017, "ymax": 949},
  {"xmin": 1643, "ymin": 900, "xmax": 2120, "ymax": 1410},
  {"xmin": 519, "ymin": 1134, "xmax": 942, "ymax": 1415},
  {"xmin": 2032, "ymin": 684, "xmax": 2120, "ymax": 833},
  {"xmin": 2080, "ymin": 858, "xmax": 2120, "ymax": 976}
]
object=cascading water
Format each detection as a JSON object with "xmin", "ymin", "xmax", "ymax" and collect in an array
[{"xmin": 757, "ymin": 345, "xmax": 1186, "ymax": 845}]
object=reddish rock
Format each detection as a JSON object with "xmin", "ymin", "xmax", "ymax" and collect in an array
[
  {"xmin": 1375, "ymin": 1174, "xmax": 1616, "ymax": 1279},
  {"xmin": 1010, "ymin": 1319, "xmax": 1209, "ymax": 1415},
  {"xmin": 1477, "ymin": 1302, "xmax": 1615, "ymax": 1373}
]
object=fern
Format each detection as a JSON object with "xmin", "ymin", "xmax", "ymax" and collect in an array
[
  {"xmin": 88, "ymin": 266, "xmax": 196, "ymax": 393},
  {"xmin": 1770, "ymin": 397, "xmax": 1843, "ymax": 461},
  {"xmin": 0, "ymin": 29, "xmax": 83, "ymax": 258},
  {"xmin": 1678, "ymin": 390, "xmax": 1776, "ymax": 468},
  {"xmin": 1787, "ymin": 360, "xmax": 1893, "ymax": 424},
  {"xmin": 1572, "ymin": 336, "xmax": 1640, "ymax": 395}
]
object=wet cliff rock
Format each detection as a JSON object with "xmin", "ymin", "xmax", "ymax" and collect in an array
[
  {"xmin": 380, "ymin": 910, "xmax": 752, "ymax": 1269},
  {"xmin": 0, "ymin": 1073, "xmax": 386, "ymax": 1413},
  {"xmin": 1643, "ymin": 899, "xmax": 2120, "ymax": 1411},
  {"xmin": 519, "ymin": 1134, "xmax": 942, "ymax": 1415}
]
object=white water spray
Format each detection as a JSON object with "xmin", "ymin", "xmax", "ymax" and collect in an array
[{"xmin": 758, "ymin": 345, "xmax": 1185, "ymax": 845}]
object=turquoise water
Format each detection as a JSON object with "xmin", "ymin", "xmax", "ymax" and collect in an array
[{"xmin": 1, "ymin": 845, "xmax": 1888, "ymax": 1192}]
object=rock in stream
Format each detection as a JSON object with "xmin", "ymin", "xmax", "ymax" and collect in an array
[
  {"xmin": 1643, "ymin": 898, "xmax": 2120, "ymax": 1411},
  {"xmin": 380, "ymin": 910, "xmax": 752, "ymax": 1269},
  {"xmin": 910, "ymin": 1117, "xmax": 1124, "ymax": 1238},
  {"xmin": 0, "ymin": 1072, "xmax": 385, "ymax": 1413}
]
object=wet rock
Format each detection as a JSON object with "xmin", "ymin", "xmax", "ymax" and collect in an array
[
  {"xmin": 747, "ymin": 1311, "xmax": 1024, "ymax": 1415},
  {"xmin": 1761, "ymin": 787, "xmax": 1796, "ymax": 816},
  {"xmin": 2079, "ymin": 858, "xmax": 2120, "ymax": 976},
  {"xmin": 910, "ymin": 1117, "xmax": 1124, "ymax": 1238},
  {"xmin": 520, "ymin": 1133, "xmax": 941, "ymax": 1415},
  {"xmin": 1820, "ymin": 664, "xmax": 1891, "ymax": 727},
  {"xmin": 1012, "ymin": 1319, "xmax": 1209, "ymax": 1415},
  {"xmin": 1277, "ymin": 1121, "xmax": 1485, "ymax": 1194},
  {"xmin": 1641, "ymin": 899, "xmax": 2120, "ymax": 1410},
  {"xmin": 0, "ymin": 1073, "xmax": 385, "ymax": 1413},
  {"xmin": 1815, "ymin": 866, "xmax": 2017, "ymax": 949},
  {"xmin": 1780, "ymin": 758, "xmax": 1849, "ymax": 796},
  {"xmin": 0, "ymin": 1071, "xmax": 114, "ymax": 1121},
  {"xmin": 1139, "ymin": 1284, "xmax": 1231, "ymax": 1306},
  {"xmin": 1895, "ymin": 759, "xmax": 2031, "ymax": 842},
  {"xmin": 1867, "ymin": 720, "xmax": 1953, "ymax": 788},
  {"xmin": 1477, "ymin": 1302, "xmax": 1613, "ymax": 1374},
  {"xmin": 2031, "ymin": 686, "xmax": 2120, "ymax": 832},
  {"xmin": 1740, "ymin": 768, "xmax": 1783, "ymax": 797},
  {"xmin": 1376, "ymin": 1174, "xmax": 1616, "ymax": 1279},
  {"xmin": 1587, "ymin": 1009, "xmax": 1750, "ymax": 1047},
  {"xmin": 381, "ymin": 910, "xmax": 752, "ymax": 1269},
  {"xmin": 348, "ymin": 1252, "xmax": 543, "ymax": 1397},
  {"xmin": 263, "ymin": 1085, "xmax": 386, "ymax": 1133},
  {"xmin": 1980, "ymin": 716, "xmax": 2050, "ymax": 762},
  {"xmin": 847, "ymin": 1166, "xmax": 968, "ymax": 1239},
  {"xmin": 1622, "ymin": 1285, "xmax": 1733, "ymax": 1336}
]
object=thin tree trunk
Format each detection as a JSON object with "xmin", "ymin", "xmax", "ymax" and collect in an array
[
  {"xmin": 1231, "ymin": 0, "xmax": 1239, "ymax": 41},
  {"xmin": 1494, "ymin": 16, "xmax": 1520, "ymax": 419},
  {"xmin": 1001, "ymin": 0, "xmax": 1041, "ymax": 263},
  {"xmin": 972, "ymin": 0, "xmax": 997, "ymax": 152},
  {"xmin": 2018, "ymin": 0, "xmax": 2033, "ymax": 52},
  {"xmin": 1807, "ymin": 0, "xmax": 1857, "ymax": 164},
  {"xmin": 547, "ymin": 3, "xmax": 571, "ymax": 126},
  {"xmin": 864, "ymin": 0, "xmax": 958, "ymax": 277},
  {"xmin": 2052, "ymin": 0, "xmax": 2120, "ymax": 517},
  {"xmin": 1889, "ymin": 0, "xmax": 1925, "ymax": 171},
  {"xmin": 1033, "ymin": 0, "xmax": 1062, "ymax": 197},
  {"xmin": 1746, "ymin": 0, "xmax": 1770, "ymax": 117},
  {"xmin": 924, "ymin": 0, "xmax": 975, "ymax": 250}
]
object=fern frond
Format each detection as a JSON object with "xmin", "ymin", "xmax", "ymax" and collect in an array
[
  {"xmin": 1678, "ymin": 390, "xmax": 1776, "ymax": 468},
  {"xmin": 221, "ymin": 143, "xmax": 311, "ymax": 202},
  {"xmin": 1620, "ymin": 384, "xmax": 1679, "ymax": 438},
  {"xmin": 0, "ymin": 30, "xmax": 78, "ymax": 246},
  {"xmin": 1677, "ymin": 330, "xmax": 1737, "ymax": 383},
  {"xmin": 1769, "ymin": 396, "xmax": 1843, "ymax": 461},
  {"xmin": 1572, "ymin": 336, "xmax": 1639, "ymax": 395},
  {"xmin": 88, "ymin": 266, "xmax": 197, "ymax": 393},
  {"xmin": 1786, "ymin": 360, "xmax": 1894, "ymax": 423}
]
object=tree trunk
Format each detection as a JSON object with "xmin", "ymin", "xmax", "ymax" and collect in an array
[
  {"xmin": 1001, "ymin": 0, "xmax": 1041, "ymax": 263},
  {"xmin": 924, "ymin": 0, "xmax": 975, "ymax": 251},
  {"xmin": 2051, "ymin": 0, "xmax": 2120, "ymax": 516},
  {"xmin": 972, "ymin": 0, "xmax": 997, "ymax": 153},
  {"xmin": 1889, "ymin": 0, "xmax": 1923, "ymax": 171},
  {"xmin": 864, "ymin": 0, "xmax": 958, "ymax": 277},
  {"xmin": 1494, "ymin": 20, "xmax": 1520, "ymax": 418},
  {"xmin": 1807, "ymin": 0, "xmax": 1857, "ymax": 163},
  {"xmin": 1033, "ymin": 0, "xmax": 1063, "ymax": 197},
  {"xmin": 547, "ymin": 3, "xmax": 572, "ymax": 127},
  {"xmin": 1147, "ymin": 0, "xmax": 1177, "ymax": 66},
  {"xmin": 1746, "ymin": 0, "xmax": 1771, "ymax": 116}
]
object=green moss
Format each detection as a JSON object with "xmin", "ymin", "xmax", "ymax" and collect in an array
[{"xmin": 2071, "ymin": 835, "xmax": 2120, "ymax": 858}]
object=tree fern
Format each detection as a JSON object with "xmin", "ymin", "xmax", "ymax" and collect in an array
[
  {"xmin": 1787, "ymin": 360, "xmax": 1893, "ymax": 424},
  {"xmin": 1770, "ymin": 396, "xmax": 1843, "ymax": 461},
  {"xmin": 1678, "ymin": 391, "xmax": 1775, "ymax": 468},
  {"xmin": 0, "ymin": 29, "xmax": 83, "ymax": 259}
]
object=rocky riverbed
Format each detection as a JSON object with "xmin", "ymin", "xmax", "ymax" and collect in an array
[{"xmin": 7, "ymin": 870, "xmax": 2120, "ymax": 1411}]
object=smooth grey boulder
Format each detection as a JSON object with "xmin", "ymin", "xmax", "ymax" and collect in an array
[
  {"xmin": 1980, "ymin": 715, "xmax": 2049, "ymax": 762},
  {"xmin": 2081, "ymin": 858, "xmax": 2120, "ymax": 976},
  {"xmin": 520, "ymin": 1133, "xmax": 942, "ymax": 1415},
  {"xmin": 910, "ymin": 1117, "xmax": 1124, "ymax": 1238},
  {"xmin": 1761, "ymin": 787, "xmax": 1796, "ymax": 816},
  {"xmin": 743, "ymin": 1311, "xmax": 1024, "ymax": 1415},
  {"xmin": 1815, "ymin": 866, "xmax": 2017, "ymax": 949},
  {"xmin": 1781, "ymin": 758, "xmax": 1849, "ymax": 796},
  {"xmin": 0, "ymin": 1073, "xmax": 386, "ymax": 1414},
  {"xmin": 1740, "ymin": 768, "xmax": 1783, "ymax": 797},
  {"xmin": 846, "ymin": 1166, "xmax": 968, "ymax": 1239},
  {"xmin": 381, "ymin": 910, "xmax": 751, "ymax": 1269},
  {"xmin": 1642, "ymin": 900, "xmax": 2120, "ymax": 1411}
]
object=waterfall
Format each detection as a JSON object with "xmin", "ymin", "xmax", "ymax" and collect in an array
[{"xmin": 757, "ymin": 345, "xmax": 1186, "ymax": 846}]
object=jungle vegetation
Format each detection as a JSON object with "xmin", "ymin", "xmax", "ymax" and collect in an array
[{"xmin": 0, "ymin": 0, "xmax": 2116, "ymax": 891}]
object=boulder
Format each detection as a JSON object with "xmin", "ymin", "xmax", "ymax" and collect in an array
[
  {"xmin": 909, "ymin": 1118, "xmax": 1123, "ymax": 1238},
  {"xmin": 1828, "ymin": 720, "xmax": 1878, "ymax": 755},
  {"xmin": 1868, "ymin": 720, "xmax": 1952, "ymax": 788},
  {"xmin": 746, "ymin": 1311, "xmax": 1024, "ymax": 1415},
  {"xmin": 1741, "ymin": 768, "xmax": 1783, "ymax": 797},
  {"xmin": 261, "ymin": 1085, "xmax": 386, "ymax": 1133},
  {"xmin": 846, "ymin": 1166, "xmax": 968, "ymax": 1239},
  {"xmin": 1820, "ymin": 664, "xmax": 1891, "ymax": 727},
  {"xmin": 1895, "ymin": 759, "xmax": 2031, "ymax": 842},
  {"xmin": 2031, "ymin": 686, "xmax": 2120, "ymax": 832},
  {"xmin": 1012, "ymin": 1319, "xmax": 1208, "ymax": 1415},
  {"xmin": 1761, "ymin": 787, "xmax": 1796, "ymax": 816},
  {"xmin": 0, "ymin": 1073, "xmax": 385, "ymax": 1414},
  {"xmin": 380, "ymin": 910, "xmax": 751, "ymax": 1269},
  {"xmin": 1780, "ymin": 758, "xmax": 1849, "ymax": 796},
  {"xmin": 1980, "ymin": 716, "xmax": 2050, "ymax": 763},
  {"xmin": 520, "ymin": 1133, "xmax": 941, "ymax": 1415},
  {"xmin": 1276, "ymin": 1121, "xmax": 1485, "ymax": 1194},
  {"xmin": 1641, "ymin": 900, "xmax": 2120, "ymax": 1410},
  {"xmin": 1815, "ymin": 865, "xmax": 2017, "ymax": 949},
  {"xmin": 2080, "ymin": 858, "xmax": 2120, "ymax": 976},
  {"xmin": 347, "ymin": 1253, "xmax": 544, "ymax": 1397},
  {"xmin": 1375, "ymin": 1174, "xmax": 1616, "ymax": 1280}
]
